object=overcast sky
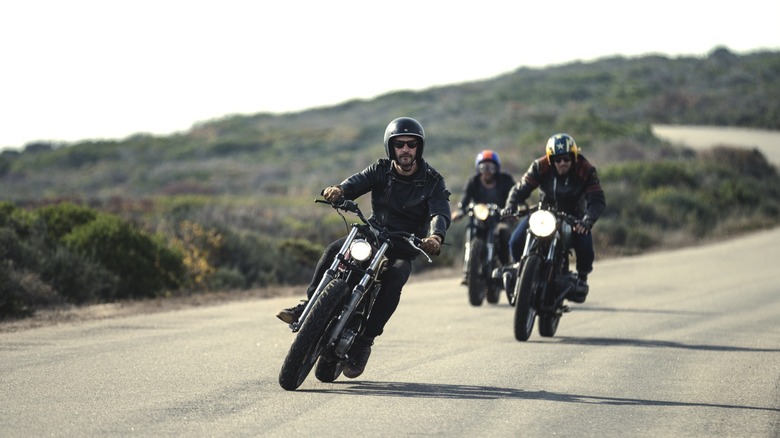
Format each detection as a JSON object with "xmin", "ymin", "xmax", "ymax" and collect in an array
[{"xmin": 1, "ymin": 0, "xmax": 778, "ymax": 149}]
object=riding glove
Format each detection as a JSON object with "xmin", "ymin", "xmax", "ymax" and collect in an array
[
  {"xmin": 421, "ymin": 236, "xmax": 441, "ymax": 255},
  {"xmin": 322, "ymin": 186, "xmax": 344, "ymax": 202}
]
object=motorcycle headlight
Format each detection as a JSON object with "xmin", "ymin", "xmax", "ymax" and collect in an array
[
  {"xmin": 473, "ymin": 203, "xmax": 490, "ymax": 221},
  {"xmin": 349, "ymin": 239, "xmax": 373, "ymax": 262},
  {"xmin": 528, "ymin": 210, "xmax": 557, "ymax": 237}
]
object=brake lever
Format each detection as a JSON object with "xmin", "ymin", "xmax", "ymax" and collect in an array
[{"xmin": 405, "ymin": 236, "xmax": 432, "ymax": 263}]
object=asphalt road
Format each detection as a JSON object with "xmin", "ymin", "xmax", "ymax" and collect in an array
[{"xmin": 1, "ymin": 226, "xmax": 779, "ymax": 437}]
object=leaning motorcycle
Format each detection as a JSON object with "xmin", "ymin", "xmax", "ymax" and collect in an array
[
  {"xmin": 278, "ymin": 198, "xmax": 431, "ymax": 391},
  {"xmin": 460, "ymin": 202, "xmax": 507, "ymax": 306},
  {"xmin": 510, "ymin": 203, "xmax": 588, "ymax": 342}
]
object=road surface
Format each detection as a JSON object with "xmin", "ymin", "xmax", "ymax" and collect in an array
[{"xmin": 2, "ymin": 227, "xmax": 779, "ymax": 437}]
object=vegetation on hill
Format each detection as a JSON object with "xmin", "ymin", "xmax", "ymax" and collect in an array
[{"xmin": 1, "ymin": 47, "xmax": 779, "ymax": 320}]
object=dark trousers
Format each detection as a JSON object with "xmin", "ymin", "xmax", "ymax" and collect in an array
[
  {"xmin": 306, "ymin": 237, "xmax": 412, "ymax": 338},
  {"xmin": 508, "ymin": 217, "xmax": 594, "ymax": 275},
  {"xmin": 496, "ymin": 222, "xmax": 512, "ymax": 265}
]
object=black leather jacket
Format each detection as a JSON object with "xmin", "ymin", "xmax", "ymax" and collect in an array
[
  {"xmin": 506, "ymin": 154, "xmax": 606, "ymax": 225},
  {"xmin": 456, "ymin": 172, "xmax": 516, "ymax": 214},
  {"xmin": 338, "ymin": 158, "xmax": 452, "ymax": 259}
]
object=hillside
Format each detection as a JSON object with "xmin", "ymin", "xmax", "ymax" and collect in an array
[
  {"xmin": 1, "ymin": 47, "xmax": 779, "ymax": 319},
  {"xmin": 1, "ymin": 47, "xmax": 778, "ymax": 201}
]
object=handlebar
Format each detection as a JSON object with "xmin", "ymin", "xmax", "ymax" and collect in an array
[
  {"xmin": 502, "ymin": 202, "xmax": 590, "ymax": 230},
  {"xmin": 316, "ymin": 197, "xmax": 433, "ymax": 262}
]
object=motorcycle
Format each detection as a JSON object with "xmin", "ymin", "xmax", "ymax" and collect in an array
[
  {"xmin": 278, "ymin": 198, "xmax": 431, "ymax": 391},
  {"xmin": 508, "ymin": 203, "xmax": 589, "ymax": 342},
  {"xmin": 460, "ymin": 202, "xmax": 508, "ymax": 306}
]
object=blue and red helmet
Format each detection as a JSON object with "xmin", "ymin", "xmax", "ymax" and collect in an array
[{"xmin": 475, "ymin": 149, "xmax": 501, "ymax": 173}]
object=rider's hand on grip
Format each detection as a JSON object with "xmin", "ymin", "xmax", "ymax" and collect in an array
[
  {"xmin": 574, "ymin": 217, "xmax": 593, "ymax": 234},
  {"xmin": 500, "ymin": 206, "xmax": 516, "ymax": 218},
  {"xmin": 322, "ymin": 186, "xmax": 344, "ymax": 202},
  {"xmin": 421, "ymin": 236, "xmax": 441, "ymax": 256}
]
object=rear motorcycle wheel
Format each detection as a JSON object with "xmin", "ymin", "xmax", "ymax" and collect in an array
[
  {"xmin": 314, "ymin": 352, "xmax": 344, "ymax": 383},
  {"xmin": 279, "ymin": 279, "xmax": 348, "ymax": 390},
  {"xmin": 467, "ymin": 238, "xmax": 486, "ymax": 306},
  {"xmin": 486, "ymin": 256, "xmax": 501, "ymax": 304},
  {"xmin": 514, "ymin": 255, "xmax": 541, "ymax": 342},
  {"xmin": 538, "ymin": 313, "xmax": 560, "ymax": 337}
]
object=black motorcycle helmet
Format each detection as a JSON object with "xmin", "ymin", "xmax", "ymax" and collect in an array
[{"xmin": 383, "ymin": 117, "xmax": 425, "ymax": 161}]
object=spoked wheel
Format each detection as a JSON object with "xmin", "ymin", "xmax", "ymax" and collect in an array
[
  {"xmin": 514, "ymin": 255, "xmax": 542, "ymax": 341},
  {"xmin": 467, "ymin": 239, "xmax": 486, "ymax": 306},
  {"xmin": 279, "ymin": 279, "xmax": 347, "ymax": 390}
]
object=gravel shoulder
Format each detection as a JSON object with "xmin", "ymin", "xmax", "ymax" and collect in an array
[{"xmin": 0, "ymin": 268, "xmax": 460, "ymax": 333}]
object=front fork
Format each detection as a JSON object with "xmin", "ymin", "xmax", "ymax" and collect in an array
[
  {"xmin": 485, "ymin": 224, "xmax": 496, "ymax": 270},
  {"xmin": 291, "ymin": 227, "xmax": 360, "ymax": 332},
  {"xmin": 325, "ymin": 241, "xmax": 391, "ymax": 358},
  {"xmin": 462, "ymin": 225, "xmax": 473, "ymax": 278},
  {"xmin": 463, "ymin": 223, "xmax": 496, "ymax": 278},
  {"xmin": 516, "ymin": 233, "xmax": 559, "ymax": 306}
]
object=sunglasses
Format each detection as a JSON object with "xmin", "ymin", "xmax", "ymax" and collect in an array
[
  {"xmin": 478, "ymin": 162, "xmax": 497, "ymax": 173},
  {"xmin": 391, "ymin": 139, "xmax": 420, "ymax": 149},
  {"xmin": 553, "ymin": 155, "xmax": 572, "ymax": 163}
]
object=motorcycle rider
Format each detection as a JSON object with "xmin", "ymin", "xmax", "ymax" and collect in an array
[
  {"xmin": 452, "ymin": 150, "xmax": 516, "ymax": 284},
  {"xmin": 276, "ymin": 117, "xmax": 452, "ymax": 378},
  {"xmin": 503, "ymin": 133, "xmax": 605, "ymax": 303}
]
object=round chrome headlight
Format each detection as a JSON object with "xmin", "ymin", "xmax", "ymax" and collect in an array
[
  {"xmin": 528, "ymin": 210, "xmax": 557, "ymax": 237},
  {"xmin": 473, "ymin": 203, "xmax": 490, "ymax": 221},
  {"xmin": 349, "ymin": 239, "xmax": 373, "ymax": 262}
]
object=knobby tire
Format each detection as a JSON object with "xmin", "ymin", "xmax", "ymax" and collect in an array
[
  {"xmin": 538, "ymin": 313, "xmax": 560, "ymax": 337},
  {"xmin": 467, "ymin": 238, "xmax": 486, "ymax": 306},
  {"xmin": 279, "ymin": 279, "xmax": 348, "ymax": 390},
  {"xmin": 514, "ymin": 255, "xmax": 541, "ymax": 341}
]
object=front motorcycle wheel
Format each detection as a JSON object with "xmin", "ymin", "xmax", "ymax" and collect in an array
[
  {"xmin": 467, "ymin": 238, "xmax": 486, "ymax": 306},
  {"xmin": 279, "ymin": 279, "xmax": 348, "ymax": 390},
  {"xmin": 514, "ymin": 255, "xmax": 542, "ymax": 342}
]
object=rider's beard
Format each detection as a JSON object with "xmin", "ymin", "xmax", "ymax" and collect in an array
[{"xmin": 396, "ymin": 154, "xmax": 416, "ymax": 172}]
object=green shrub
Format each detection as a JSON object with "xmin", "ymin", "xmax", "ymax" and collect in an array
[
  {"xmin": 63, "ymin": 214, "xmax": 185, "ymax": 299},
  {"xmin": 0, "ymin": 263, "xmax": 61, "ymax": 319},
  {"xmin": 41, "ymin": 246, "xmax": 119, "ymax": 303},
  {"xmin": 207, "ymin": 267, "xmax": 246, "ymax": 290},
  {"xmin": 275, "ymin": 238, "xmax": 324, "ymax": 285},
  {"xmin": 214, "ymin": 230, "xmax": 281, "ymax": 288},
  {"xmin": 642, "ymin": 188, "xmax": 717, "ymax": 236},
  {"xmin": 36, "ymin": 202, "xmax": 98, "ymax": 240}
]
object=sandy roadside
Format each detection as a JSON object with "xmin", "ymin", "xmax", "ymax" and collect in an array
[{"xmin": 652, "ymin": 124, "xmax": 780, "ymax": 165}]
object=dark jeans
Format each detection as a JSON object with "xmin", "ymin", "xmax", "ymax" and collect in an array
[
  {"xmin": 508, "ymin": 217, "xmax": 594, "ymax": 275},
  {"xmin": 305, "ymin": 237, "xmax": 413, "ymax": 338},
  {"xmin": 496, "ymin": 222, "xmax": 511, "ymax": 265}
]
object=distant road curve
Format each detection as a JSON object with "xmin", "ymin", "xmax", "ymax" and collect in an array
[{"xmin": 652, "ymin": 124, "xmax": 780, "ymax": 165}]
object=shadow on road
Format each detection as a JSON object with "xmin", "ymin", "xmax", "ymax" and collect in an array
[
  {"xmin": 301, "ymin": 381, "xmax": 779, "ymax": 413},
  {"xmin": 550, "ymin": 336, "xmax": 780, "ymax": 353},
  {"xmin": 574, "ymin": 306, "xmax": 711, "ymax": 316}
]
